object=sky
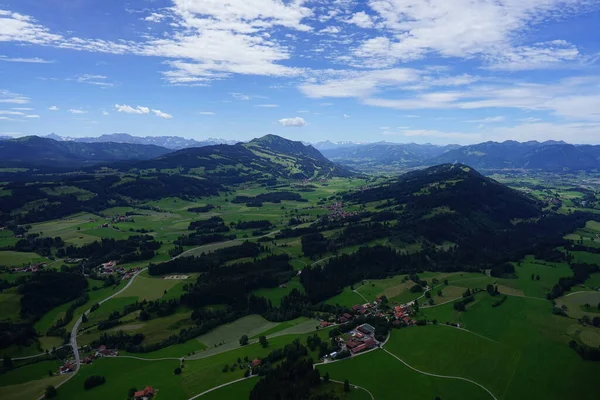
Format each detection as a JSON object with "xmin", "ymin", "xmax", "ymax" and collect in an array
[{"xmin": 1, "ymin": 0, "xmax": 600, "ymax": 145}]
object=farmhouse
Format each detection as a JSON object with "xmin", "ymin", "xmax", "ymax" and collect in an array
[
  {"xmin": 134, "ymin": 386, "xmax": 155, "ymax": 400},
  {"xmin": 59, "ymin": 363, "xmax": 73, "ymax": 374},
  {"xmin": 357, "ymin": 323, "xmax": 376, "ymax": 336},
  {"xmin": 95, "ymin": 345, "xmax": 119, "ymax": 357}
]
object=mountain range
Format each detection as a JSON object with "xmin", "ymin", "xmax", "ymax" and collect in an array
[
  {"xmin": 323, "ymin": 140, "xmax": 600, "ymax": 172},
  {"xmin": 0, "ymin": 136, "xmax": 171, "ymax": 167},
  {"xmin": 43, "ymin": 133, "xmax": 238, "ymax": 150}
]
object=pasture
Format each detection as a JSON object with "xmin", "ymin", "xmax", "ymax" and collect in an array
[
  {"xmin": 0, "ymin": 375, "xmax": 67, "ymax": 400},
  {"xmin": 416, "ymin": 294, "xmax": 600, "ymax": 399},
  {"xmin": 115, "ymin": 274, "xmax": 188, "ymax": 301},
  {"xmin": 555, "ymin": 291, "xmax": 600, "ymax": 319},
  {"xmin": 0, "ymin": 251, "xmax": 46, "ymax": 267},
  {"xmin": 251, "ymin": 277, "xmax": 304, "ymax": 306},
  {"xmin": 197, "ymin": 314, "xmax": 278, "ymax": 348},
  {"xmin": 318, "ymin": 350, "xmax": 491, "ymax": 400}
]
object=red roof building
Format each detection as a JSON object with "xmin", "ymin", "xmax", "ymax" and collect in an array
[
  {"xmin": 134, "ymin": 386, "xmax": 155, "ymax": 399},
  {"xmin": 251, "ymin": 359, "xmax": 262, "ymax": 367}
]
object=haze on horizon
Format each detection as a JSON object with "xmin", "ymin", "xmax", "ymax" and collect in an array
[{"xmin": 1, "ymin": 0, "xmax": 600, "ymax": 145}]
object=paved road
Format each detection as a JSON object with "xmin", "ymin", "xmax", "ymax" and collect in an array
[{"xmin": 36, "ymin": 267, "xmax": 148, "ymax": 399}]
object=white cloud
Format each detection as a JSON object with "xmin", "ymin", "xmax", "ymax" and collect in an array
[
  {"xmin": 256, "ymin": 104, "xmax": 279, "ymax": 108},
  {"xmin": 198, "ymin": 111, "xmax": 215, "ymax": 115},
  {"xmin": 343, "ymin": 114, "xmax": 351, "ymax": 118},
  {"xmin": 466, "ymin": 116, "xmax": 506, "ymax": 123},
  {"xmin": 114, "ymin": 104, "xmax": 171, "ymax": 118},
  {"xmin": 12, "ymin": 107, "xmax": 33, "ymax": 110},
  {"xmin": 68, "ymin": 109, "xmax": 87, "ymax": 114},
  {"xmin": 0, "ymin": 55, "xmax": 54, "ymax": 63},
  {"xmin": 0, "ymin": 110, "xmax": 24, "ymax": 115},
  {"xmin": 346, "ymin": 11, "xmax": 374, "ymax": 29},
  {"xmin": 297, "ymin": 110, "xmax": 310, "ymax": 113},
  {"xmin": 72, "ymin": 74, "xmax": 114, "ymax": 87},
  {"xmin": 102, "ymin": 111, "xmax": 109, "ymax": 116},
  {"xmin": 350, "ymin": 0, "xmax": 590, "ymax": 68},
  {"xmin": 152, "ymin": 109, "xmax": 173, "ymax": 119},
  {"xmin": 319, "ymin": 26, "xmax": 342, "ymax": 34},
  {"xmin": 300, "ymin": 69, "xmax": 422, "ymax": 98},
  {"xmin": 361, "ymin": 76, "xmax": 600, "ymax": 121},
  {"xmin": 114, "ymin": 104, "xmax": 149, "ymax": 114},
  {"xmin": 144, "ymin": 12, "xmax": 166, "ymax": 23},
  {"xmin": 0, "ymin": 89, "xmax": 29, "ymax": 104},
  {"xmin": 486, "ymin": 41, "xmax": 580, "ymax": 71},
  {"xmin": 48, "ymin": 105, "xmax": 59, "ymax": 111},
  {"xmin": 25, "ymin": 114, "xmax": 40, "ymax": 118},
  {"xmin": 278, "ymin": 117, "xmax": 307, "ymax": 127}
]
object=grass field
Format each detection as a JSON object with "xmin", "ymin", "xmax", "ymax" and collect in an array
[
  {"xmin": 0, "ymin": 360, "xmax": 62, "ymax": 387},
  {"xmin": 324, "ymin": 287, "xmax": 366, "ymax": 307},
  {"xmin": 0, "ymin": 251, "xmax": 46, "ymax": 267},
  {"xmin": 115, "ymin": 275, "xmax": 186, "ymax": 301},
  {"xmin": 318, "ymin": 350, "xmax": 491, "ymax": 400},
  {"xmin": 197, "ymin": 315, "xmax": 278, "ymax": 348},
  {"xmin": 0, "ymin": 289, "xmax": 22, "ymax": 323},
  {"xmin": 414, "ymin": 294, "xmax": 600, "ymax": 399},
  {"xmin": 251, "ymin": 277, "xmax": 304, "ymax": 306},
  {"xmin": 55, "ymin": 329, "xmax": 335, "ymax": 400},
  {"xmin": 555, "ymin": 291, "xmax": 600, "ymax": 319},
  {"xmin": 0, "ymin": 375, "xmax": 67, "ymax": 400}
]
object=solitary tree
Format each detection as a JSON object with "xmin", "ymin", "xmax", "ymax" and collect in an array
[
  {"xmin": 536, "ymin": 275, "xmax": 540, "ymax": 281},
  {"xmin": 437, "ymin": 289, "xmax": 443, "ymax": 297},
  {"xmin": 239, "ymin": 335, "xmax": 249, "ymax": 346},
  {"xmin": 82, "ymin": 313, "xmax": 88, "ymax": 323},
  {"xmin": 127, "ymin": 388, "xmax": 138, "ymax": 399},
  {"xmin": 344, "ymin": 379, "xmax": 350, "ymax": 392},
  {"xmin": 174, "ymin": 367, "xmax": 182, "ymax": 375},
  {"xmin": 531, "ymin": 273, "xmax": 535, "ymax": 280},
  {"xmin": 425, "ymin": 291, "xmax": 431, "ymax": 299},
  {"xmin": 444, "ymin": 279, "xmax": 449, "ymax": 286},
  {"xmin": 324, "ymin": 372, "xmax": 330, "ymax": 383},
  {"xmin": 3, "ymin": 354, "xmax": 13, "ymax": 369},
  {"xmin": 259, "ymin": 335, "xmax": 269, "ymax": 348},
  {"xmin": 45, "ymin": 385, "xmax": 57, "ymax": 399}
]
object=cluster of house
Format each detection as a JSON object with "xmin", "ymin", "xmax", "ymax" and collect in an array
[
  {"xmin": 111, "ymin": 214, "xmax": 133, "ymax": 223},
  {"xmin": 97, "ymin": 260, "xmax": 139, "ymax": 279},
  {"xmin": 323, "ymin": 201, "xmax": 358, "ymax": 220},
  {"xmin": 134, "ymin": 386, "xmax": 155, "ymax": 400},
  {"xmin": 343, "ymin": 323, "xmax": 378, "ymax": 355},
  {"xmin": 392, "ymin": 304, "xmax": 417, "ymax": 327},
  {"xmin": 11, "ymin": 262, "xmax": 46, "ymax": 273},
  {"xmin": 95, "ymin": 345, "xmax": 119, "ymax": 357}
]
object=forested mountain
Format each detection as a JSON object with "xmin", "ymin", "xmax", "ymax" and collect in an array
[
  {"xmin": 0, "ymin": 136, "xmax": 172, "ymax": 167},
  {"xmin": 133, "ymin": 134, "xmax": 353, "ymax": 183},
  {"xmin": 44, "ymin": 133, "xmax": 238, "ymax": 150},
  {"xmin": 345, "ymin": 163, "xmax": 543, "ymax": 244},
  {"xmin": 431, "ymin": 141, "xmax": 600, "ymax": 170},
  {"xmin": 321, "ymin": 142, "xmax": 459, "ymax": 172}
]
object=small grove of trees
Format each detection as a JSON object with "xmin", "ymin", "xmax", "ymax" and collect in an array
[
  {"xmin": 239, "ymin": 335, "xmax": 249, "ymax": 346},
  {"xmin": 83, "ymin": 375, "xmax": 106, "ymax": 390}
]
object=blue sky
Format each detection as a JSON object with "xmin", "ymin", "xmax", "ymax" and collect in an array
[{"xmin": 1, "ymin": 0, "xmax": 600, "ymax": 145}]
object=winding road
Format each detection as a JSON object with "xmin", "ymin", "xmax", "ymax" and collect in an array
[{"xmin": 35, "ymin": 267, "xmax": 149, "ymax": 399}]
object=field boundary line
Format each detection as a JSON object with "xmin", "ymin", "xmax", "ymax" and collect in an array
[
  {"xmin": 329, "ymin": 378, "xmax": 374, "ymax": 400},
  {"xmin": 113, "ymin": 355, "xmax": 182, "ymax": 361},
  {"xmin": 187, "ymin": 376, "xmax": 258, "ymax": 399},
  {"xmin": 382, "ymin": 348, "xmax": 497, "ymax": 400}
]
